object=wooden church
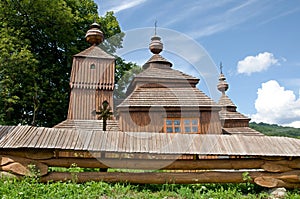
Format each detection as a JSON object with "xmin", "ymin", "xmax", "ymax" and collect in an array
[
  {"xmin": 1, "ymin": 23, "xmax": 300, "ymax": 188},
  {"xmin": 55, "ymin": 23, "xmax": 261, "ymax": 136}
]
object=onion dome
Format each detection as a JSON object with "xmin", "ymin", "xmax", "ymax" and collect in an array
[
  {"xmin": 217, "ymin": 73, "xmax": 229, "ymax": 93},
  {"xmin": 144, "ymin": 23, "xmax": 172, "ymax": 69},
  {"xmin": 149, "ymin": 35, "xmax": 163, "ymax": 54},
  {"xmin": 217, "ymin": 63, "xmax": 229, "ymax": 93},
  {"xmin": 85, "ymin": 22, "xmax": 104, "ymax": 45}
]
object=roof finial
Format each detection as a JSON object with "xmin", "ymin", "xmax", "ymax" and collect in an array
[
  {"xmin": 85, "ymin": 22, "xmax": 104, "ymax": 45},
  {"xmin": 149, "ymin": 21, "xmax": 163, "ymax": 54},
  {"xmin": 217, "ymin": 62, "xmax": 229, "ymax": 93},
  {"xmin": 220, "ymin": 62, "xmax": 223, "ymax": 74}
]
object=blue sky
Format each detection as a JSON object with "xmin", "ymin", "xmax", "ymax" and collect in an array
[{"xmin": 95, "ymin": 0, "xmax": 300, "ymax": 128}]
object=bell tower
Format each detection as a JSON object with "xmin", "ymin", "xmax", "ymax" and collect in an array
[{"xmin": 67, "ymin": 23, "xmax": 115, "ymax": 120}]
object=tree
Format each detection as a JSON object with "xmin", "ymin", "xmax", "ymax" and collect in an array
[
  {"xmin": 114, "ymin": 58, "xmax": 142, "ymax": 100},
  {"xmin": 0, "ymin": 23, "xmax": 38, "ymax": 125},
  {"xmin": 0, "ymin": 0, "xmax": 127, "ymax": 126}
]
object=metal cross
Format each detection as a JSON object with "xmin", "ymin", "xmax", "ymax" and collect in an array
[{"xmin": 220, "ymin": 62, "xmax": 223, "ymax": 74}]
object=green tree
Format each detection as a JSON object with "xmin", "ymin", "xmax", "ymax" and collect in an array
[
  {"xmin": 0, "ymin": 23, "xmax": 38, "ymax": 125},
  {"xmin": 114, "ymin": 58, "xmax": 142, "ymax": 100},
  {"xmin": 0, "ymin": 0, "xmax": 127, "ymax": 126}
]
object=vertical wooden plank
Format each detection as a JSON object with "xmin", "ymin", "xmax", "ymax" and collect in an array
[
  {"xmin": 117, "ymin": 130, "xmax": 125, "ymax": 152},
  {"xmin": 70, "ymin": 130, "xmax": 80, "ymax": 150},
  {"xmin": 0, "ymin": 126, "xmax": 21, "ymax": 147},
  {"xmin": 39, "ymin": 128, "xmax": 55, "ymax": 148},
  {"xmin": 35, "ymin": 128, "xmax": 50, "ymax": 148},
  {"xmin": 82, "ymin": 130, "xmax": 93, "ymax": 150},
  {"xmin": 25, "ymin": 127, "xmax": 44, "ymax": 148},
  {"xmin": 10, "ymin": 126, "xmax": 32, "ymax": 147},
  {"xmin": 90, "ymin": 131, "xmax": 98, "ymax": 151},
  {"xmin": 46, "ymin": 128, "xmax": 60, "ymax": 148},
  {"xmin": 62, "ymin": 129, "xmax": 75, "ymax": 149},
  {"xmin": 99, "ymin": 131, "xmax": 109, "ymax": 152},
  {"xmin": 110, "ymin": 131, "xmax": 119, "ymax": 152}
]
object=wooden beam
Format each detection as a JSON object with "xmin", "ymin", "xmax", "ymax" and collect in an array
[
  {"xmin": 40, "ymin": 158, "xmax": 300, "ymax": 170},
  {"xmin": 41, "ymin": 158, "xmax": 264, "ymax": 170},
  {"xmin": 40, "ymin": 171, "xmax": 247, "ymax": 184},
  {"xmin": 0, "ymin": 150, "xmax": 54, "ymax": 160},
  {"xmin": 40, "ymin": 171, "xmax": 300, "ymax": 188},
  {"xmin": 261, "ymin": 162, "xmax": 293, "ymax": 172}
]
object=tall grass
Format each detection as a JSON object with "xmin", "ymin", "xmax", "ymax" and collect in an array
[{"xmin": 1, "ymin": 175, "xmax": 300, "ymax": 198}]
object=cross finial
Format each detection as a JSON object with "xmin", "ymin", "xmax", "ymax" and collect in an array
[
  {"xmin": 154, "ymin": 20, "xmax": 157, "ymax": 35},
  {"xmin": 220, "ymin": 62, "xmax": 223, "ymax": 74}
]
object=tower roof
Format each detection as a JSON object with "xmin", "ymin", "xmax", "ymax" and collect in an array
[
  {"xmin": 75, "ymin": 22, "xmax": 114, "ymax": 59},
  {"xmin": 218, "ymin": 93, "xmax": 236, "ymax": 107},
  {"xmin": 119, "ymin": 32, "xmax": 216, "ymax": 109},
  {"xmin": 125, "ymin": 33, "xmax": 200, "ymax": 95},
  {"xmin": 145, "ymin": 30, "xmax": 172, "ymax": 68},
  {"xmin": 217, "ymin": 64, "xmax": 235, "ymax": 107},
  {"xmin": 216, "ymin": 64, "xmax": 250, "ymax": 123},
  {"xmin": 74, "ymin": 45, "xmax": 114, "ymax": 59},
  {"xmin": 118, "ymin": 87, "xmax": 219, "ymax": 108},
  {"xmin": 144, "ymin": 54, "xmax": 172, "ymax": 67}
]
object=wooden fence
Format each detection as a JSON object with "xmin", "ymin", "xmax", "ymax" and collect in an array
[{"xmin": 1, "ymin": 149, "xmax": 300, "ymax": 188}]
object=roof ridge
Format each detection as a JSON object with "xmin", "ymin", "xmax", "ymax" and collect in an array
[{"xmin": 74, "ymin": 45, "xmax": 114, "ymax": 59}]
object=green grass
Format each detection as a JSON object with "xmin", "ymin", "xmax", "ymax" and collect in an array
[{"xmin": 1, "ymin": 176, "xmax": 300, "ymax": 199}]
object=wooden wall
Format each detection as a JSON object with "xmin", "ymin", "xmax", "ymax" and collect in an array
[
  {"xmin": 67, "ymin": 56, "xmax": 114, "ymax": 120},
  {"xmin": 119, "ymin": 108, "xmax": 165, "ymax": 132},
  {"xmin": 68, "ymin": 89, "xmax": 97, "ymax": 120},
  {"xmin": 201, "ymin": 111, "xmax": 222, "ymax": 134},
  {"xmin": 96, "ymin": 90, "xmax": 114, "ymax": 113},
  {"xmin": 222, "ymin": 119, "xmax": 249, "ymax": 128},
  {"xmin": 118, "ymin": 108, "xmax": 222, "ymax": 134}
]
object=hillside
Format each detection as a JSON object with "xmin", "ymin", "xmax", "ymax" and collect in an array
[{"xmin": 250, "ymin": 122, "xmax": 300, "ymax": 138}]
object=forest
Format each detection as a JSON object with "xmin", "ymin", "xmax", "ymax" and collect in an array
[{"xmin": 250, "ymin": 122, "xmax": 300, "ymax": 138}]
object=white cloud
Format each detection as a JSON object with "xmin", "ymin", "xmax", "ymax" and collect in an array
[
  {"xmin": 237, "ymin": 52, "xmax": 279, "ymax": 75},
  {"xmin": 99, "ymin": 0, "xmax": 147, "ymax": 14},
  {"xmin": 251, "ymin": 80, "xmax": 300, "ymax": 128}
]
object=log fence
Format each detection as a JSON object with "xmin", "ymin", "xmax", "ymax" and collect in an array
[{"xmin": 1, "ymin": 150, "xmax": 300, "ymax": 188}]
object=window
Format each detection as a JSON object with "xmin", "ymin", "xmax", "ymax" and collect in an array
[
  {"xmin": 90, "ymin": 63, "xmax": 96, "ymax": 69},
  {"xmin": 164, "ymin": 118, "xmax": 199, "ymax": 133}
]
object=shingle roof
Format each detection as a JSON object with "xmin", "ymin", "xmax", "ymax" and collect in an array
[
  {"xmin": 145, "ymin": 54, "xmax": 172, "ymax": 66},
  {"xmin": 119, "ymin": 87, "xmax": 219, "ymax": 108},
  {"xmin": 1, "ymin": 126, "xmax": 300, "ymax": 157},
  {"xmin": 74, "ymin": 45, "xmax": 115, "ymax": 59},
  {"xmin": 223, "ymin": 127, "xmax": 264, "ymax": 136},
  {"xmin": 136, "ymin": 65, "xmax": 199, "ymax": 83},
  {"xmin": 54, "ymin": 119, "xmax": 120, "ymax": 131},
  {"xmin": 218, "ymin": 93, "xmax": 236, "ymax": 107},
  {"xmin": 219, "ymin": 109, "xmax": 250, "ymax": 120},
  {"xmin": 126, "ymin": 64, "xmax": 200, "ymax": 95}
]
